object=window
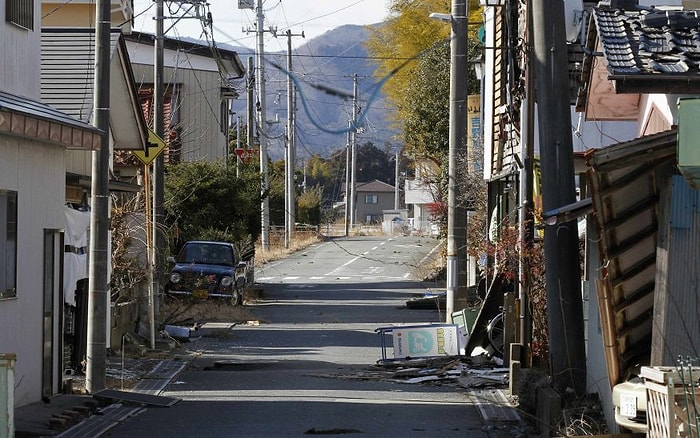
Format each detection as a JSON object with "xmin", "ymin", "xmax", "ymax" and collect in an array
[
  {"xmin": 6, "ymin": 0, "xmax": 33, "ymax": 30},
  {"xmin": 0, "ymin": 190, "xmax": 17, "ymax": 299},
  {"xmin": 365, "ymin": 194, "xmax": 378, "ymax": 204}
]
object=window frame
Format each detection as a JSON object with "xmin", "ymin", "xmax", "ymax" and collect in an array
[
  {"xmin": 0, "ymin": 190, "xmax": 18, "ymax": 299},
  {"xmin": 6, "ymin": 0, "xmax": 34, "ymax": 31},
  {"xmin": 364, "ymin": 194, "xmax": 378, "ymax": 204}
]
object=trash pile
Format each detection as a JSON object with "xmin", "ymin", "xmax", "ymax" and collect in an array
[{"xmin": 374, "ymin": 355, "xmax": 509, "ymax": 389}]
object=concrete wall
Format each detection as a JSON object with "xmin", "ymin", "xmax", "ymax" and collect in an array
[{"xmin": 0, "ymin": 135, "xmax": 66, "ymax": 407}]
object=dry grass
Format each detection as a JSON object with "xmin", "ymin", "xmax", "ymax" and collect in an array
[{"xmin": 254, "ymin": 231, "xmax": 323, "ymax": 266}]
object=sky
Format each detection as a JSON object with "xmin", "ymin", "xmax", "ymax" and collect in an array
[{"xmin": 131, "ymin": 0, "xmax": 393, "ymax": 50}]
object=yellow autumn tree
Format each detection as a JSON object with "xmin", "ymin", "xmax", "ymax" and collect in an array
[{"xmin": 366, "ymin": 0, "xmax": 482, "ymax": 134}]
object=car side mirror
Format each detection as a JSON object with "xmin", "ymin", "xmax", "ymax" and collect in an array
[{"xmin": 167, "ymin": 256, "xmax": 176, "ymax": 263}]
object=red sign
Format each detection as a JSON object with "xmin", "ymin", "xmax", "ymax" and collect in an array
[{"xmin": 234, "ymin": 148, "xmax": 258, "ymax": 164}]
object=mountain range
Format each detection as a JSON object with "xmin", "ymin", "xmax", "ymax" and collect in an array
[{"xmin": 223, "ymin": 24, "xmax": 399, "ymax": 161}]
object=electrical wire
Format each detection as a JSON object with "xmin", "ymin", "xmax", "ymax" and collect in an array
[{"xmin": 265, "ymin": 37, "xmax": 449, "ymax": 135}]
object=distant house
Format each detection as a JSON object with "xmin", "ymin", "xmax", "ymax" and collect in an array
[
  {"xmin": 352, "ymin": 180, "xmax": 396, "ymax": 225},
  {"xmin": 404, "ymin": 159, "xmax": 440, "ymax": 234}
]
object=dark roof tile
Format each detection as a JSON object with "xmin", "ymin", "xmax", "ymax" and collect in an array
[{"xmin": 593, "ymin": 7, "xmax": 700, "ymax": 81}]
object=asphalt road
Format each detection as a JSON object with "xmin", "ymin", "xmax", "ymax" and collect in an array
[{"xmin": 101, "ymin": 235, "xmax": 494, "ymax": 437}]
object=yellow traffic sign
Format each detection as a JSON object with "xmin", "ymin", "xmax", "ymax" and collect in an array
[{"xmin": 132, "ymin": 129, "xmax": 166, "ymax": 165}]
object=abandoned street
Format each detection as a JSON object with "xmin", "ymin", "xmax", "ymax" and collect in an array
[{"xmin": 98, "ymin": 235, "xmax": 501, "ymax": 437}]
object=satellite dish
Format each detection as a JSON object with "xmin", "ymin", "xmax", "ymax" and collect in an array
[{"xmin": 564, "ymin": 0, "xmax": 584, "ymax": 43}]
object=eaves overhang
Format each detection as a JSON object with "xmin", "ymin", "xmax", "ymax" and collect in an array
[
  {"xmin": 0, "ymin": 90, "xmax": 102, "ymax": 149},
  {"xmin": 125, "ymin": 31, "xmax": 246, "ymax": 80},
  {"xmin": 608, "ymin": 75, "xmax": 700, "ymax": 94}
]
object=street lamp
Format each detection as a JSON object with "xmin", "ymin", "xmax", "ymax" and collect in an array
[{"xmin": 430, "ymin": 0, "xmax": 469, "ymax": 322}]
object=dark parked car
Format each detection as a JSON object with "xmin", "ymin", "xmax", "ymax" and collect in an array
[{"xmin": 165, "ymin": 241, "xmax": 247, "ymax": 306}]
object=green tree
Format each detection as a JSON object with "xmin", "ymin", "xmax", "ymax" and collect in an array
[
  {"xmin": 164, "ymin": 160, "xmax": 261, "ymax": 250},
  {"xmin": 268, "ymin": 159, "xmax": 286, "ymax": 227},
  {"xmin": 403, "ymin": 39, "xmax": 451, "ymax": 160},
  {"xmin": 296, "ymin": 185, "xmax": 323, "ymax": 225},
  {"xmin": 356, "ymin": 142, "xmax": 394, "ymax": 183},
  {"xmin": 366, "ymin": 0, "xmax": 482, "ymax": 131}
]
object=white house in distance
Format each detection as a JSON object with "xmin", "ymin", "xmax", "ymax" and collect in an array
[
  {"xmin": 404, "ymin": 159, "xmax": 440, "ymax": 235},
  {"xmin": 0, "ymin": 0, "xmax": 102, "ymax": 411}
]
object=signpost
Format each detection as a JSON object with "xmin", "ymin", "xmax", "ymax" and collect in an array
[
  {"xmin": 235, "ymin": 147, "xmax": 258, "ymax": 164},
  {"xmin": 132, "ymin": 129, "xmax": 166, "ymax": 349}
]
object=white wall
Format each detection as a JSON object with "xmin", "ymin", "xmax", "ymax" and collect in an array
[
  {"xmin": 0, "ymin": 1, "xmax": 42, "ymax": 99},
  {"xmin": 0, "ymin": 136, "xmax": 66, "ymax": 407}
]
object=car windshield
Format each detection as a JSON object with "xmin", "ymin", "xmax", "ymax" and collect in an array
[{"xmin": 178, "ymin": 243, "xmax": 233, "ymax": 266}]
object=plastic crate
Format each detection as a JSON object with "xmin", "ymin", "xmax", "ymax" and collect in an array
[{"xmin": 641, "ymin": 366, "xmax": 700, "ymax": 438}]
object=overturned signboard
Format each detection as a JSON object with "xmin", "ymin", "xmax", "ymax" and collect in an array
[{"xmin": 376, "ymin": 324, "xmax": 461, "ymax": 362}]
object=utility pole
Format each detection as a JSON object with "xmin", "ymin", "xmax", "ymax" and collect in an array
[
  {"xmin": 446, "ymin": 0, "xmax": 469, "ymax": 321},
  {"xmin": 532, "ymin": 0, "xmax": 587, "ymax": 394},
  {"xmin": 148, "ymin": 0, "xmax": 209, "ymax": 348},
  {"xmin": 86, "ymin": 0, "xmax": 110, "ymax": 393},
  {"xmin": 251, "ymin": 0, "xmax": 274, "ymax": 251},
  {"xmin": 235, "ymin": 114, "xmax": 241, "ymax": 177},
  {"xmin": 344, "ymin": 124, "xmax": 351, "ymax": 237},
  {"xmin": 518, "ymin": 0, "xmax": 535, "ymax": 366},
  {"xmin": 284, "ymin": 29, "xmax": 304, "ymax": 249},
  {"xmin": 246, "ymin": 57, "xmax": 255, "ymax": 155},
  {"xmin": 394, "ymin": 150, "xmax": 400, "ymax": 210},
  {"xmin": 349, "ymin": 74, "xmax": 359, "ymax": 228},
  {"xmin": 149, "ymin": 0, "xmax": 165, "ymax": 351}
]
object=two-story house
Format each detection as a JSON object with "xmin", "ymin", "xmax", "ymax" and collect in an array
[
  {"xmin": 0, "ymin": 0, "xmax": 103, "ymax": 410},
  {"xmin": 124, "ymin": 31, "xmax": 246, "ymax": 169},
  {"xmin": 352, "ymin": 179, "xmax": 396, "ymax": 225}
]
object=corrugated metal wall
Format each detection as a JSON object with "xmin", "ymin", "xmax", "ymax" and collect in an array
[{"xmin": 658, "ymin": 175, "xmax": 700, "ymax": 364}]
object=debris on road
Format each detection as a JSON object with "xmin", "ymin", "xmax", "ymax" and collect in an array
[
  {"xmin": 164, "ymin": 324, "xmax": 191, "ymax": 340},
  {"xmin": 405, "ymin": 290, "xmax": 446, "ymax": 310},
  {"xmin": 375, "ymin": 355, "xmax": 509, "ymax": 387}
]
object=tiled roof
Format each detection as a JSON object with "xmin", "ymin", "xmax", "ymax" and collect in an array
[
  {"xmin": 592, "ymin": 7, "xmax": 700, "ymax": 91},
  {"xmin": 595, "ymin": 8, "xmax": 700, "ymax": 75},
  {"xmin": 355, "ymin": 180, "xmax": 395, "ymax": 192}
]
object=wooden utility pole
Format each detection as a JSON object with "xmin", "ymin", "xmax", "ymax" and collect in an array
[
  {"xmin": 86, "ymin": 0, "xmax": 111, "ymax": 393},
  {"xmin": 532, "ymin": 0, "xmax": 587, "ymax": 394}
]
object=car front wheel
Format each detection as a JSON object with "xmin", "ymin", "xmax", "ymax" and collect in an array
[{"xmin": 229, "ymin": 288, "xmax": 242, "ymax": 306}]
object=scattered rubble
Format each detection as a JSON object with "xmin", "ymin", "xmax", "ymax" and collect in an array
[{"xmin": 375, "ymin": 355, "xmax": 509, "ymax": 388}]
